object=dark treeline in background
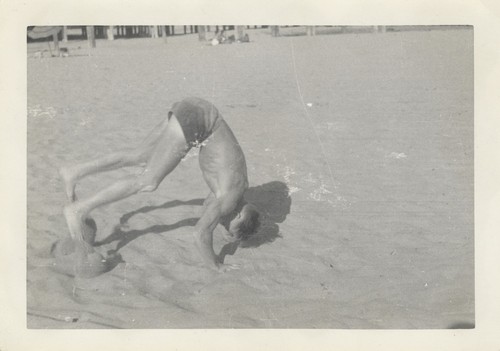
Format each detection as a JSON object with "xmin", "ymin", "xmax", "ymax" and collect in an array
[{"xmin": 27, "ymin": 25, "xmax": 271, "ymax": 43}]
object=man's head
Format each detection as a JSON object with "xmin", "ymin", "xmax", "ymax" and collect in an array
[{"xmin": 225, "ymin": 203, "xmax": 260, "ymax": 242}]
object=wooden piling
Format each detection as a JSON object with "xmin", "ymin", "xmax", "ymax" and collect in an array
[
  {"xmin": 306, "ymin": 26, "xmax": 316, "ymax": 36},
  {"xmin": 197, "ymin": 25, "xmax": 206, "ymax": 41},
  {"xmin": 271, "ymin": 26, "xmax": 280, "ymax": 37},
  {"xmin": 52, "ymin": 32, "xmax": 60, "ymax": 56},
  {"xmin": 86, "ymin": 25, "xmax": 96, "ymax": 48},
  {"xmin": 62, "ymin": 26, "xmax": 68, "ymax": 42},
  {"xmin": 235, "ymin": 25, "xmax": 244, "ymax": 40},
  {"xmin": 107, "ymin": 26, "xmax": 115, "ymax": 40},
  {"xmin": 151, "ymin": 25, "xmax": 159, "ymax": 38}
]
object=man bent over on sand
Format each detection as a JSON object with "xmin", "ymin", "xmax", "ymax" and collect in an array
[{"xmin": 59, "ymin": 97, "xmax": 260, "ymax": 277}]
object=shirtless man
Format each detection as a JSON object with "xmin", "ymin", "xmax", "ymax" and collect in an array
[{"xmin": 60, "ymin": 97, "xmax": 260, "ymax": 277}]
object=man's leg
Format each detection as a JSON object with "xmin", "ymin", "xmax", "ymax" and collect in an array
[
  {"xmin": 63, "ymin": 117, "xmax": 189, "ymax": 276},
  {"xmin": 64, "ymin": 117, "xmax": 188, "ymax": 243},
  {"xmin": 60, "ymin": 118, "xmax": 170, "ymax": 201}
]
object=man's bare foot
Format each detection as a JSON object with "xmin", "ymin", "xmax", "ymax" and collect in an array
[
  {"xmin": 63, "ymin": 204, "xmax": 108, "ymax": 278},
  {"xmin": 63, "ymin": 203, "xmax": 82, "ymax": 236},
  {"xmin": 217, "ymin": 263, "xmax": 241, "ymax": 273},
  {"xmin": 63, "ymin": 203, "xmax": 94, "ymax": 243},
  {"xmin": 52, "ymin": 217, "xmax": 96, "ymax": 260},
  {"xmin": 59, "ymin": 166, "xmax": 77, "ymax": 202}
]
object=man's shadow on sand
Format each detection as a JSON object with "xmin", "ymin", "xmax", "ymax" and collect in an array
[
  {"xmin": 96, "ymin": 181, "xmax": 292, "ymax": 261},
  {"xmin": 95, "ymin": 199, "xmax": 203, "ymax": 252},
  {"xmin": 218, "ymin": 181, "xmax": 292, "ymax": 262}
]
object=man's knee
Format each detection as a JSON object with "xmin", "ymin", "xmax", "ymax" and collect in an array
[{"xmin": 136, "ymin": 173, "xmax": 160, "ymax": 192}]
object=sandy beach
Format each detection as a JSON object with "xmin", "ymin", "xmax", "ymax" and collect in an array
[{"xmin": 27, "ymin": 27, "xmax": 474, "ymax": 328}]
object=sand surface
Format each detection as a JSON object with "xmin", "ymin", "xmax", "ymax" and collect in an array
[{"xmin": 27, "ymin": 28, "xmax": 474, "ymax": 328}]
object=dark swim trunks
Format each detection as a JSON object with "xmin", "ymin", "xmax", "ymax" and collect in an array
[{"xmin": 168, "ymin": 97, "xmax": 222, "ymax": 147}]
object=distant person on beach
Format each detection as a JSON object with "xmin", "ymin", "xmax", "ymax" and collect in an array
[
  {"xmin": 211, "ymin": 28, "xmax": 228, "ymax": 45},
  {"xmin": 240, "ymin": 33, "xmax": 250, "ymax": 43},
  {"xmin": 59, "ymin": 97, "xmax": 260, "ymax": 277},
  {"xmin": 216, "ymin": 29, "xmax": 227, "ymax": 43}
]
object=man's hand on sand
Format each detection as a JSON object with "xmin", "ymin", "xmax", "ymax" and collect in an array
[{"xmin": 218, "ymin": 263, "xmax": 241, "ymax": 273}]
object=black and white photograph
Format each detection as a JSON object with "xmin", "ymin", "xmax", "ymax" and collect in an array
[
  {"xmin": 26, "ymin": 24, "xmax": 474, "ymax": 329},
  {"xmin": 2, "ymin": 0, "xmax": 500, "ymax": 349}
]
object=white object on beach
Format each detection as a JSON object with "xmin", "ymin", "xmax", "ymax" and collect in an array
[
  {"xmin": 387, "ymin": 152, "xmax": 407, "ymax": 159},
  {"xmin": 306, "ymin": 103, "xmax": 313, "ymax": 107}
]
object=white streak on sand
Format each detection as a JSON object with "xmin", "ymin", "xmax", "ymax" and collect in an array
[
  {"xmin": 28, "ymin": 105, "xmax": 57, "ymax": 119},
  {"xmin": 278, "ymin": 165, "xmax": 302, "ymax": 195},
  {"xmin": 386, "ymin": 152, "xmax": 408, "ymax": 159},
  {"xmin": 310, "ymin": 181, "xmax": 333, "ymax": 201},
  {"xmin": 289, "ymin": 39, "xmax": 340, "ymax": 201}
]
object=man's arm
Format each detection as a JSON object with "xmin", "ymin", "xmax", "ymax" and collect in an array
[
  {"xmin": 193, "ymin": 198, "xmax": 221, "ymax": 270},
  {"xmin": 194, "ymin": 193, "xmax": 240, "ymax": 271}
]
